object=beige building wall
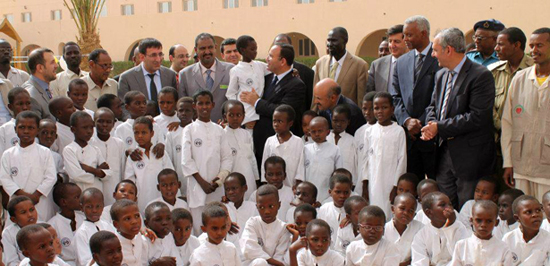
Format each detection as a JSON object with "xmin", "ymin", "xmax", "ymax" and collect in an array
[{"xmin": 0, "ymin": 0, "xmax": 548, "ymax": 61}]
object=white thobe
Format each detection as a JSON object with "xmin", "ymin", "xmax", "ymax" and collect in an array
[
  {"xmin": 19, "ymin": 257, "xmax": 69, "ymax": 266},
  {"xmin": 333, "ymin": 223, "xmax": 362, "ymax": 255},
  {"xmin": 494, "ymin": 220, "xmax": 519, "ymax": 240},
  {"xmin": 2, "ymin": 224, "xmax": 23, "ymax": 266},
  {"xmin": 261, "ymin": 134, "xmax": 305, "ymax": 187},
  {"xmin": 0, "ymin": 118, "xmax": 17, "ymax": 159},
  {"xmin": 301, "ymin": 135, "xmax": 314, "ymax": 145},
  {"xmin": 541, "ymin": 219, "xmax": 550, "ymax": 232},
  {"xmin": 198, "ymin": 230, "xmax": 242, "ymax": 261},
  {"xmin": 345, "ymin": 238, "xmax": 400, "ymax": 266},
  {"xmin": 249, "ymin": 186, "xmax": 293, "ymax": 222},
  {"xmin": 116, "ymin": 231, "xmax": 148, "ymax": 266},
  {"xmin": 47, "ymin": 212, "xmax": 85, "ymax": 265},
  {"xmin": 74, "ymin": 220, "xmax": 115, "ymax": 266},
  {"xmin": 0, "ymin": 66, "xmax": 29, "ymax": 87},
  {"xmin": 411, "ymin": 220, "xmax": 470, "ymax": 266},
  {"xmin": 226, "ymin": 60, "xmax": 269, "ymax": 124},
  {"xmin": 354, "ymin": 123, "xmax": 371, "ymax": 195},
  {"xmin": 303, "ymin": 141, "xmax": 342, "ymax": 202},
  {"xmin": 226, "ymin": 201, "xmax": 258, "ymax": 237},
  {"xmin": 114, "ymin": 118, "xmax": 164, "ymax": 151},
  {"xmin": 459, "ymin": 199, "xmax": 475, "ymax": 227},
  {"xmin": 100, "ymin": 205, "xmax": 112, "ymax": 225},
  {"xmin": 52, "ymin": 122, "xmax": 74, "ymax": 157},
  {"xmin": 190, "ymin": 240, "xmax": 242, "ymax": 266},
  {"xmin": 318, "ymin": 202, "xmax": 346, "ymax": 243},
  {"xmin": 63, "ymin": 142, "xmax": 111, "ymax": 193},
  {"xmin": 143, "ymin": 234, "xmax": 181, "ymax": 265},
  {"xmin": 148, "ymin": 196, "xmax": 188, "ymax": 212},
  {"xmin": 384, "ymin": 219, "xmax": 424, "ymax": 263},
  {"xmin": 503, "ymin": 227, "xmax": 550, "ymax": 265},
  {"xmin": 154, "ymin": 113, "xmax": 180, "ymax": 141},
  {"xmin": 450, "ymin": 234, "xmax": 513, "ymax": 266},
  {"xmin": 89, "ymin": 133, "xmax": 126, "ymax": 205},
  {"xmin": 240, "ymin": 216, "xmax": 290, "ymax": 266},
  {"xmin": 175, "ymin": 235, "xmax": 201, "ymax": 266},
  {"xmin": 297, "ymin": 248, "xmax": 344, "ymax": 266},
  {"xmin": 165, "ymin": 126, "xmax": 187, "ymax": 195},
  {"xmin": 225, "ymin": 127, "xmax": 259, "ymax": 199},
  {"xmin": 328, "ymin": 131, "xmax": 357, "ymax": 183}
]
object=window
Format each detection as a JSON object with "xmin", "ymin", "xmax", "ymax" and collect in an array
[
  {"xmin": 21, "ymin": 12, "xmax": 31, "ymax": 23},
  {"xmin": 3, "ymin": 14, "xmax": 14, "ymax": 23},
  {"xmin": 51, "ymin": 10, "xmax": 62, "ymax": 21},
  {"xmin": 183, "ymin": 0, "xmax": 197, "ymax": 11},
  {"xmin": 121, "ymin": 4, "xmax": 134, "ymax": 16},
  {"xmin": 251, "ymin": 0, "xmax": 267, "ymax": 6},
  {"xmin": 158, "ymin": 2, "xmax": 172, "ymax": 13},
  {"xmin": 329, "ymin": 0, "xmax": 346, "ymax": 2},
  {"xmin": 100, "ymin": 0, "xmax": 108, "ymax": 17},
  {"xmin": 223, "ymin": 0, "xmax": 239, "ymax": 9},
  {"xmin": 298, "ymin": 38, "xmax": 316, "ymax": 56},
  {"xmin": 297, "ymin": 0, "xmax": 314, "ymax": 3}
]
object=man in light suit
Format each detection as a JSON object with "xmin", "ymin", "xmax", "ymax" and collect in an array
[
  {"xmin": 421, "ymin": 28, "xmax": 496, "ymax": 209},
  {"xmin": 118, "ymin": 38, "xmax": 178, "ymax": 105},
  {"xmin": 313, "ymin": 27, "xmax": 368, "ymax": 106},
  {"xmin": 23, "ymin": 48, "xmax": 58, "ymax": 120},
  {"xmin": 179, "ymin": 33, "xmax": 234, "ymax": 123},
  {"xmin": 367, "ymin": 24, "xmax": 409, "ymax": 93},
  {"xmin": 391, "ymin": 16, "xmax": 441, "ymax": 180}
]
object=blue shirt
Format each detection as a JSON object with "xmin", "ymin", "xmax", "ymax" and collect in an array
[{"xmin": 466, "ymin": 51, "xmax": 499, "ymax": 67}]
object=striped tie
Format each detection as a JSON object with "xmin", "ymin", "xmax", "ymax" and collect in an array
[
  {"xmin": 205, "ymin": 69, "xmax": 214, "ymax": 90},
  {"xmin": 329, "ymin": 61, "xmax": 339, "ymax": 79},
  {"xmin": 414, "ymin": 53, "xmax": 425, "ymax": 84},
  {"xmin": 440, "ymin": 71, "xmax": 456, "ymax": 119}
]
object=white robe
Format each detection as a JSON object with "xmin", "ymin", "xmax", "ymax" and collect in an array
[
  {"xmin": 124, "ymin": 147, "xmax": 174, "ymax": 212},
  {"xmin": 384, "ymin": 219, "xmax": 424, "ymax": 263},
  {"xmin": 190, "ymin": 240, "xmax": 242, "ymax": 266},
  {"xmin": 333, "ymin": 223, "xmax": 362, "ymax": 256},
  {"xmin": 327, "ymin": 131, "xmax": 357, "ymax": 184},
  {"xmin": 0, "ymin": 118, "xmax": 17, "ymax": 159},
  {"xmin": 52, "ymin": 150, "xmax": 67, "ymax": 182},
  {"xmin": 154, "ymin": 113, "xmax": 180, "ymax": 141},
  {"xmin": 19, "ymin": 257, "xmax": 70, "ymax": 266},
  {"xmin": 502, "ymin": 227, "xmax": 550, "ymax": 265},
  {"xmin": 143, "ymin": 233, "xmax": 181, "ymax": 265},
  {"xmin": 301, "ymin": 135, "xmax": 313, "ymax": 145},
  {"xmin": 148, "ymin": 196, "xmax": 188, "ymax": 212},
  {"xmin": 0, "ymin": 142, "xmax": 57, "ymax": 221},
  {"xmin": 89, "ymin": 133, "xmax": 126, "ymax": 205},
  {"xmin": 362, "ymin": 122, "xmax": 406, "ymax": 218},
  {"xmin": 411, "ymin": 220, "xmax": 470, "ymax": 266},
  {"xmin": 52, "ymin": 122, "xmax": 74, "ymax": 157},
  {"xmin": 110, "ymin": 120, "xmax": 123, "ymax": 136},
  {"xmin": 303, "ymin": 141, "xmax": 343, "ymax": 202},
  {"xmin": 249, "ymin": 186, "xmax": 293, "ymax": 222},
  {"xmin": 47, "ymin": 212, "xmax": 85, "ymax": 265},
  {"xmin": 181, "ymin": 120, "xmax": 233, "ymax": 209},
  {"xmin": 450, "ymin": 234, "xmax": 513, "ymax": 266},
  {"xmin": 116, "ymin": 231, "xmax": 148, "ymax": 266},
  {"xmin": 297, "ymin": 248, "xmax": 344, "ymax": 266},
  {"xmin": 353, "ymin": 123, "xmax": 371, "ymax": 195},
  {"xmin": 2, "ymin": 224, "xmax": 23, "ymax": 266},
  {"xmin": 198, "ymin": 231, "xmax": 242, "ymax": 261},
  {"xmin": 165, "ymin": 126, "xmax": 187, "ymax": 196},
  {"xmin": 345, "ymin": 238, "xmax": 400, "ymax": 266},
  {"xmin": 318, "ymin": 202, "xmax": 346, "ymax": 243},
  {"xmin": 74, "ymin": 220, "xmax": 115, "ymax": 266},
  {"xmin": 261, "ymin": 134, "xmax": 305, "ymax": 187},
  {"xmin": 175, "ymin": 235, "xmax": 201, "ymax": 266},
  {"xmin": 494, "ymin": 220, "xmax": 519, "ymax": 240},
  {"xmin": 63, "ymin": 142, "xmax": 111, "ymax": 193},
  {"xmin": 541, "ymin": 219, "xmax": 550, "ymax": 232},
  {"xmin": 226, "ymin": 201, "xmax": 258, "ymax": 238},
  {"xmin": 240, "ymin": 216, "xmax": 290, "ymax": 266},
  {"xmin": 224, "ymin": 127, "xmax": 259, "ymax": 199},
  {"xmin": 100, "ymin": 205, "xmax": 112, "ymax": 225},
  {"xmin": 114, "ymin": 118, "xmax": 164, "ymax": 151}
]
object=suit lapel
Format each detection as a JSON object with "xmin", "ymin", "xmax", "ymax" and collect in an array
[
  {"xmin": 437, "ymin": 71, "xmax": 449, "ymax": 118},
  {"xmin": 380, "ymin": 56, "xmax": 390, "ymax": 85},
  {"xmin": 133, "ymin": 66, "xmax": 148, "ymax": 96},
  {"xmin": 192, "ymin": 63, "xmax": 207, "ymax": 89},
  {"xmin": 211, "ymin": 60, "xmax": 226, "ymax": 92},
  {"xmin": 32, "ymin": 79, "xmax": 49, "ymax": 103},
  {"xmin": 446, "ymin": 60, "xmax": 471, "ymax": 112},
  {"xmin": 159, "ymin": 67, "xmax": 168, "ymax": 87},
  {"xmin": 337, "ymin": 52, "xmax": 353, "ymax": 84},
  {"xmin": 267, "ymin": 73, "xmax": 292, "ymax": 101},
  {"xmin": 416, "ymin": 48, "xmax": 435, "ymax": 84}
]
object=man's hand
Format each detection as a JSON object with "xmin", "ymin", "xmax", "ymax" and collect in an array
[
  {"xmin": 503, "ymin": 167, "xmax": 515, "ymax": 187},
  {"xmin": 30, "ymin": 191, "xmax": 42, "ymax": 205},
  {"xmin": 152, "ymin": 143, "xmax": 165, "ymax": 159},
  {"xmin": 405, "ymin": 118, "xmax": 422, "ymax": 140},
  {"xmin": 420, "ymin": 121, "xmax": 438, "ymax": 141},
  {"xmin": 167, "ymin": 122, "xmax": 180, "ymax": 132},
  {"xmin": 211, "ymin": 177, "xmax": 221, "ymax": 189},
  {"xmin": 128, "ymin": 149, "xmax": 143, "ymax": 161},
  {"xmin": 240, "ymin": 88, "xmax": 260, "ymax": 105}
]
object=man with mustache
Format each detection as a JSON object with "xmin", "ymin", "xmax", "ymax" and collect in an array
[{"xmin": 50, "ymin": 42, "xmax": 88, "ymax": 98}]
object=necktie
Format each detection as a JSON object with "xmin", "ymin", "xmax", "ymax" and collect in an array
[
  {"xmin": 414, "ymin": 53, "xmax": 425, "ymax": 84},
  {"xmin": 147, "ymin": 73, "xmax": 158, "ymax": 102},
  {"xmin": 205, "ymin": 69, "xmax": 214, "ymax": 90},
  {"xmin": 329, "ymin": 61, "xmax": 339, "ymax": 79},
  {"xmin": 264, "ymin": 76, "xmax": 278, "ymax": 99},
  {"xmin": 44, "ymin": 87, "xmax": 52, "ymax": 100},
  {"xmin": 440, "ymin": 71, "xmax": 456, "ymax": 119}
]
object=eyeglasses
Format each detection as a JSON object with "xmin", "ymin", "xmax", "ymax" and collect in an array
[
  {"xmin": 147, "ymin": 52, "xmax": 164, "ymax": 58},
  {"xmin": 96, "ymin": 63, "xmax": 113, "ymax": 70},
  {"xmin": 472, "ymin": 35, "xmax": 495, "ymax": 41},
  {"xmin": 358, "ymin": 224, "xmax": 384, "ymax": 232}
]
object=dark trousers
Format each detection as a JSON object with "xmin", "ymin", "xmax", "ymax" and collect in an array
[
  {"xmin": 436, "ymin": 144, "xmax": 478, "ymax": 210},
  {"xmin": 407, "ymin": 137, "xmax": 437, "ymax": 180}
]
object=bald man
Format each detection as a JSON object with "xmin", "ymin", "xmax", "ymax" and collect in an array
[
  {"xmin": 169, "ymin": 44, "xmax": 190, "ymax": 74},
  {"xmin": 313, "ymin": 78, "xmax": 365, "ymax": 135}
]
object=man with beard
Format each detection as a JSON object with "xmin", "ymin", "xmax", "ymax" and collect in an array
[
  {"xmin": 50, "ymin": 42, "xmax": 88, "ymax": 98},
  {"xmin": 23, "ymin": 48, "xmax": 59, "ymax": 120},
  {"xmin": 0, "ymin": 39, "xmax": 30, "ymax": 87},
  {"xmin": 82, "ymin": 49, "xmax": 118, "ymax": 111}
]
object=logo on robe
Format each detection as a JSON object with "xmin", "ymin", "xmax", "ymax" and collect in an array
[
  {"xmin": 10, "ymin": 137, "xmax": 18, "ymax": 146},
  {"xmin": 176, "ymin": 144, "xmax": 182, "ymax": 153},
  {"xmin": 231, "ymin": 147, "xmax": 237, "ymax": 156},
  {"xmin": 125, "ymin": 137, "xmax": 133, "ymax": 146},
  {"xmin": 511, "ymin": 252, "xmax": 518, "ymax": 263},
  {"xmin": 358, "ymin": 144, "xmax": 364, "ymax": 151},
  {"xmin": 194, "ymin": 138, "xmax": 203, "ymax": 147},
  {"xmin": 137, "ymin": 161, "xmax": 145, "ymax": 169},
  {"xmin": 246, "ymin": 78, "xmax": 254, "ymax": 86},
  {"xmin": 304, "ymin": 159, "xmax": 310, "ymax": 168},
  {"xmin": 514, "ymin": 104, "xmax": 524, "ymax": 115},
  {"xmin": 61, "ymin": 237, "xmax": 71, "ymax": 247},
  {"xmin": 257, "ymin": 237, "xmax": 264, "ymax": 247},
  {"xmin": 368, "ymin": 148, "xmax": 374, "ymax": 155},
  {"xmin": 10, "ymin": 167, "xmax": 18, "ymax": 176}
]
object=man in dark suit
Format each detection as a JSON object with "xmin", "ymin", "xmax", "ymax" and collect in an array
[
  {"xmin": 313, "ymin": 78, "xmax": 365, "ymax": 135},
  {"xmin": 240, "ymin": 43, "xmax": 305, "ymax": 167},
  {"xmin": 421, "ymin": 28, "xmax": 495, "ymax": 209},
  {"xmin": 391, "ymin": 16, "xmax": 440, "ymax": 180},
  {"xmin": 118, "ymin": 38, "xmax": 178, "ymax": 103}
]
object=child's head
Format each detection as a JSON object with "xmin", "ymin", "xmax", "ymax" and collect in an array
[
  {"xmin": 358, "ymin": 205, "xmax": 386, "ymax": 245},
  {"xmin": 67, "ymin": 79, "xmax": 89, "ymax": 110},
  {"xmin": 236, "ymin": 35, "xmax": 257, "ymax": 61},
  {"xmin": 94, "ymin": 107, "xmax": 116, "ymax": 137},
  {"xmin": 513, "ymin": 195, "xmax": 543, "ymax": 232},
  {"xmin": 111, "ymin": 199, "xmax": 142, "ymax": 239},
  {"xmin": 224, "ymin": 172, "xmax": 248, "ymax": 205},
  {"xmin": 144, "ymin": 202, "xmax": 172, "ymax": 239},
  {"xmin": 171, "ymin": 208, "xmax": 193, "ymax": 246},
  {"xmin": 90, "ymin": 231, "xmax": 123, "ymax": 266},
  {"xmin": 8, "ymin": 196, "xmax": 37, "ymax": 227},
  {"xmin": 417, "ymin": 179, "xmax": 439, "ymax": 203},
  {"xmin": 53, "ymin": 182, "xmax": 82, "ymax": 211},
  {"xmin": 362, "ymin": 91, "xmax": 377, "ymax": 125},
  {"xmin": 301, "ymin": 110, "xmax": 317, "ymax": 138},
  {"xmin": 38, "ymin": 223, "xmax": 62, "ymax": 255},
  {"xmin": 113, "ymin": 180, "xmax": 138, "ymax": 202},
  {"xmin": 97, "ymin": 94, "xmax": 123, "ymax": 121},
  {"xmin": 474, "ymin": 176, "xmax": 499, "ymax": 202},
  {"xmin": 308, "ymin": 116, "xmax": 330, "ymax": 144},
  {"xmin": 397, "ymin": 173, "xmax": 420, "ymax": 198},
  {"xmin": 146, "ymin": 100, "xmax": 160, "ymax": 117},
  {"xmin": 158, "ymin": 86, "xmax": 178, "ymax": 116},
  {"xmin": 331, "ymin": 104, "xmax": 351, "ymax": 135},
  {"xmin": 38, "ymin": 119, "xmax": 57, "ymax": 148},
  {"xmin": 201, "ymin": 202, "xmax": 229, "ymax": 245},
  {"xmin": 471, "ymin": 200, "xmax": 498, "ymax": 240},
  {"xmin": 344, "ymin": 196, "xmax": 369, "ymax": 229},
  {"xmin": 294, "ymin": 203, "xmax": 317, "ymax": 237},
  {"xmin": 16, "ymin": 224, "xmax": 55, "ymax": 265},
  {"xmin": 124, "ymin": 91, "xmax": 147, "ymax": 119},
  {"xmin": 392, "ymin": 193, "xmax": 417, "ymax": 227},
  {"xmin": 133, "ymin": 116, "xmax": 154, "ymax": 148},
  {"xmin": 15, "ymin": 110, "xmax": 40, "ymax": 147},
  {"xmin": 176, "ymin": 97, "xmax": 194, "ymax": 126},
  {"xmin": 305, "ymin": 219, "xmax": 332, "ymax": 257},
  {"xmin": 272, "ymin": 104, "xmax": 295, "ymax": 135},
  {"xmin": 331, "ymin": 168, "xmax": 353, "ymax": 182},
  {"xmin": 542, "ymin": 190, "xmax": 550, "ymax": 220},
  {"xmin": 294, "ymin": 181, "xmax": 318, "ymax": 206},
  {"xmin": 70, "ymin": 111, "xmax": 94, "ymax": 143},
  {"xmin": 192, "ymin": 90, "xmax": 215, "ymax": 122},
  {"xmin": 224, "ymin": 100, "xmax": 245, "ymax": 130},
  {"xmin": 80, "ymin": 188, "xmax": 105, "ymax": 222},
  {"xmin": 422, "ymin": 192, "xmax": 453, "ymax": 228},
  {"xmin": 264, "ymin": 156, "xmax": 286, "ymax": 189},
  {"xmin": 7, "ymin": 87, "xmax": 31, "ymax": 116},
  {"xmin": 48, "ymin": 96, "xmax": 76, "ymax": 125},
  {"xmin": 256, "ymin": 184, "xmax": 280, "ymax": 224},
  {"xmin": 499, "ymin": 188, "xmax": 524, "ymax": 225},
  {"xmin": 329, "ymin": 174, "xmax": 352, "ymax": 208},
  {"xmin": 157, "ymin": 169, "xmax": 181, "ymax": 203},
  {"xmin": 373, "ymin": 92, "xmax": 394, "ymax": 125}
]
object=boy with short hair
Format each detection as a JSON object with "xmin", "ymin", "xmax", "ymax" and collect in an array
[
  {"xmin": 0, "ymin": 87, "xmax": 31, "ymax": 157},
  {"xmin": 496, "ymin": 188, "xmax": 524, "ymax": 237},
  {"xmin": 300, "ymin": 110, "xmax": 317, "ymax": 145},
  {"xmin": 354, "ymin": 91, "xmax": 377, "ymax": 195},
  {"xmin": 101, "ymin": 180, "xmax": 138, "ymax": 225},
  {"xmin": 289, "ymin": 219, "xmax": 344, "ymax": 266},
  {"xmin": 540, "ymin": 190, "xmax": 550, "ymax": 232},
  {"xmin": 16, "ymin": 224, "xmax": 57, "ymax": 266},
  {"xmin": 2, "ymin": 196, "xmax": 38, "ymax": 266},
  {"xmin": 286, "ymin": 181, "xmax": 319, "ymax": 223},
  {"xmin": 241, "ymin": 184, "xmax": 291, "ymax": 266},
  {"xmin": 459, "ymin": 176, "xmax": 499, "ymax": 226},
  {"xmin": 345, "ymin": 205, "xmax": 400, "ymax": 266},
  {"xmin": 334, "ymin": 196, "xmax": 368, "ymax": 255},
  {"xmin": 38, "ymin": 119, "xmax": 67, "ymax": 182},
  {"xmin": 318, "ymin": 175, "xmax": 352, "ymax": 243},
  {"xmin": 110, "ymin": 199, "xmax": 148, "ymax": 266},
  {"xmin": 413, "ymin": 179, "xmax": 440, "ymax": 225},
  {"xmin": 143, "ymin": 202, "xmax": 179, "ymax": 265},
  {"xmin": 327, "ymin": 104, "xmax": 357, "ymax": 183},
  {"xmin": 96, "ymin": 94, "xmax": 124, "ymax": 134},
  {"xmin": 89, "ymin": 231, "xmax": 123, "ymax": 266},
  {"xmin": 154, "ymin": 86, "xmax": 180, "ymax": 140},
  {"xmin": 150, "ymin": 169, "xmax": 188, "ymax": 211},
  {"xmin": 224, "ymin": 172, "xmax": 258, "ymax": 235},
  {"xmin": 172, "ymin": 208, "xmax": 200, "ymax": 266},
  {"xmin": 67, "ymin": 79, "xmax": 94, "ymax": 117},
  {"xmin": 303, "ymin": 116, "xmax": 343, "ymax": 202},
  {"xmin": 287, "ymin": 203, "xmax": 317, "ymax": 241},
  {"xmin": 49, "ymin": 97, "xmax": 76, "ymax": 156}
]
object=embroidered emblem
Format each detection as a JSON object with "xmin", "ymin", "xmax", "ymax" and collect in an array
[
  {"xmin": 304, "ymin": 159, "xmax": 310, "ymax": 167},
  {"xmin": 61, "ymin": 237, "xmax": 71, "ymax": 247},
  {"xmin": 194, "ymin": 138, "xmax": 203, "ymax": 147},
  {"xmin": 257, "ymin": 237, "xmax": 264, "ymax": 247},
  {"xmin": 511, "ymin": 252, "xmax": 518, "ymax": 263},
  {"xmin": 343, "ymin": 240, "xmax": 351, "ymax": 249},
  {"xmin": 514, "ymin": 104, "xmax": 524, "ymax": 114},
  {"xmin": 176, "ymin": 144, "xmax": 182, "ymax": 153},
  {"xmin": 10, "ymin": 137, "xmax": 18, "ymax": 146},
  {"xmin": 368, "ymin": 148, "xmax": 374, "ymax": 155},
  {"xmin": 136, "ymin": 161, "xmax": 145, "ymax": 169},
  {"xmin": 231, "ymin": 147, "xmax": 237, "ymax": 156},
  {"xmin": 10, "ymin": 167, "xmax": 18, "ymax": 176},
  {"xmin": 246, "ymin": 78, "xmax": 254, "ymax": 86},
  {"xmin": 358, "ymin": 144, "xmax": 364, "ymax": 151},
  {"xmin": 125, "ymin": 137, "xmax": 133, "ymax": 146}
]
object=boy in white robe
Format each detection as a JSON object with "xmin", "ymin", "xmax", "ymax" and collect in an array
[
  {"xmin": 300, "ymin": 110, "xmax": 317, "ymax": 145},
  {"xmin": 289, "ymin": 219, "xmax": 344, "ymax": 266},
  {"xmin": 318, "ymin": 175, "xmax": 352, "ymax": 243},
  {"xmin": 100, "ymin": 180, "xmax": 138, "ymax": 225},
  {"xmin": 261, "ymin": 105, "xmax": 305, "ymax": 187},
  {"xmin": 353, "ymin": 91, "xmax": 377, "ymax": 195},
  {"xmin": 459, "ymin": 176, "xmax": 499, "ymax": 231},
  {"xmin": 541, "ymin": 190, "xmax": 550, "ymax": 232},
  {"xmin": 450, "ymin": 200, "xmax": 512, "ymax": 265},
  {"xmin": 89, "ymin": 231, "xmax": 123, "ymax": 266},
  {"xmin": 411, "ymin": 192, "xmax": 470, "ymax": 266},
  {"xmin": 67, "ymin": 79, "xmax": 95, "ymax": 119},
  {"xmin": 334, "ymin": 196, "xmax": 368, "ymax": 255},
  {"xmin": 49, "ymin": 97, "xmax": 76, "ymax": 156},
  {"xmin": 153, "ymin": 87, "xmax": 180, "ymax": 141},
  {"xmin": 143, "ymin": 202, "xmax": 181, "ymax": 265},
  {"xmin": 171, "ymin": 208, "xmax": 201, "ymax": 266},
  {"xmin": 345, "ymin": 205, "xmax": 400, "ymax": 266},
  {"xmin": 38, "ymin": 119, "xmax": 68, "ymax": 182},
  {"xmin": 16, "ymin": 224, "xmax": 60, "ymax": 266},
  {"xmin": 0, "ymin": 111, "xmax": 57, "ymax": 222},
  {"xmin": 224, "ymin": 100, "xmax": 259, "ymax": 199},
  {"xmin": 327, "ymin": 105, "xmax": 357, "ymax": 181},
  {"xmin": 40, "ymin": 223, "xmax": 72, "ymax": 266},
  {"xmin": 110, "ymin": 199, "xmax": 149, "ymax": 266},
  {"xmin": 503, "ymin": 195, "xmax": 550, "ymax": 265},
  {"xmin": 223, "ymin": 172, "xmax": 258, "ymax": 236},
  {"xmin": 303, "ymin": 116, "xmax": 343, "ymax": 202},
  {"xmin": 413, "ymin": 179, "xmax": 440, "ymax": 225},
  {"xmin": 240, "ymin": 185, "xmax": 291, "ymax": 266},
  {"xmin": 96, "ymin": 94, "xmax": 124, "ymax": 136},
  {"xmin": 2, "ymin": 196, "xmax": 38, "ymax": 266},
  {"xmin": 148, "ymin": 169, "xmax": 188, "ymax": 211},
  {"xmin": 89, "ymin": 108, "xmax": 126, "ymax": 206},
  {"xmin": 361, "ymin": 92, "xmax": 406, "ymax": 218},
  {"xmin": 0, "ymin": 88, "xmax": 32, "ymax": 158},
  {"xmin": 285, "ymin": 181, "xmax": 320, "ymax": 224},
  {"xmin": 181, "ymin": 90, "xmax": 233, "ymax": 234},
  {"xmin": 63, "ymin": 111, "xmax": 111, "ymax": 192}
]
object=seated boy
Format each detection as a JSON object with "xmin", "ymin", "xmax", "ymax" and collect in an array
[
  {"xmin": 334, "ymin": 196, "xmax": 368, "ymax": 255},
  {"xmin": 459, "ymin": 176, "xmax": 499, "ymax": 229},
  {"xmin": 495, "ymin": 188, "xmax": 524, "ymax": 238},
  {"xmin": 101, "ymin": 180, "xmax": 138, "ymax": 225},
  {"xmin": 143, "ymin": 202, "xmax": 179, "ymax": 265},
  {"xmin": 286, "ymin": 181, "xmax": 319, "ymax": 223},
  {"xmin": 89, "ymin": 231, "xmax": 123, "ymax": 266},
  {"xmin": 172, "ymin": 208, "xmax": 201, "ymax": 266},
  {"xmin": 224, "ymin": 172, "xmax": 258, "ymax": 235},
  {"xmin": 16, "ymin": 224, "xmax": 57, "ymax": 266},
  {"xmin": 318, "ymin": 175, "xmax": 352, "ymax": 243},
  {"xmin": 289, "ymin": 219, "xmax": 344, "ymax": 266},
  {"xmin": 541, "ymin": 190, "xmax": 550, "ymax": 232},
  {"xmin": 394, "ymin": 173, "xmax": 420, "ymax": 207},
  {"xmin": 149, "ymin": 169, "xmax": 188, "ymax": 211},
  {"xmin": 2, "ymin": 196, "xmax": 38, "ymax": 266}
]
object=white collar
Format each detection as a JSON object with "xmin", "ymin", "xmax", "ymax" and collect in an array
[
  {"xmin": 141, "ymin": 63, "xmax": 160, "ymax": 76},
  {"xmin": 200, "ymin": 60, "xmax": 217, "ymax": 75}
]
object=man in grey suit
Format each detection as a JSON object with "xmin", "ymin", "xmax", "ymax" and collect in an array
[
  {"xmin": 367, "ymin": 25, "xmax": 408, "ymax": 93},
  {"xmin": 118, "ymin": 38, "xmax": 178, "ymax": 104},
  {"xmin": 23, "ymin": 48, "xmax": 58, "ymax": 120},
  {"xmin": 179, "ymin": 33, "xmax": 234, "ymax": 122}
]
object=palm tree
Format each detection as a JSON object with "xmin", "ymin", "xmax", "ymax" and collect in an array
[{"xmin": 63, "ymin": 0, "xmax": 105, "ymax": 71}]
